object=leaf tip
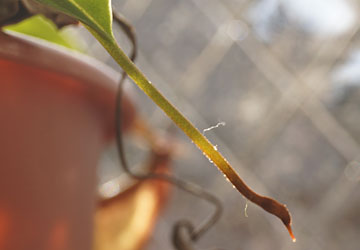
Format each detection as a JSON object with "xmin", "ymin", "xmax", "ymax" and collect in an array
[{"xmin": 286, "ymin": 223, "xmax": 296, "ymax": 243}]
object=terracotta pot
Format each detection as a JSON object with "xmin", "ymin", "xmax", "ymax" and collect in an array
[{"xmin": 0, "ymin": 31, "xmax": 167, "ymax": 250}]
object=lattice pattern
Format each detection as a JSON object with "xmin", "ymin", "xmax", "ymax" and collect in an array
[{"xmin": 91, "ymin": 0, "xmax": 360, "ymax": 249}]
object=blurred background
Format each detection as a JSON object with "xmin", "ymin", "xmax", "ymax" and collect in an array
[{"xmin": 80, "ymin": 0, "xmax": 360, "ymax": 249}]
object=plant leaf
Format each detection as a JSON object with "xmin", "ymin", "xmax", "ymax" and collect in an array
[
  {"xmin": 34, "ymin": 0, "xmax": 113, "ymax": 39},
  {"xmin": 4, "ymin": 15, "xmax": 82, "ymax": 50}
]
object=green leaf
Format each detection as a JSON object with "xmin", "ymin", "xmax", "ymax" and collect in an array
[
  {"xmin": 34, "ymin": 0, "xmax": 113, "ymax": 39},
  {"xmin": 4, "ymin": 15, "xmax": 82, "ymax": 51}
]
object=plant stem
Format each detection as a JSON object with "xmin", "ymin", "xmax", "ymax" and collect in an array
[
  {"xmin": 88, "ymin": 27, "xmax": 295, "ymax": 241},
  {"xmin": 101, "ymin": 35, "xmax": 238, "ymax": 183}
]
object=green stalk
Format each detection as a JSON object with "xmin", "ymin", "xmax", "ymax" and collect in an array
[
  {"xmin": 91, "ymin": 29, "xmax": 239, "ymax": 183},
  {"xmin": 88, "ymin": 26, "xmax": 295, "ymax": 241}
]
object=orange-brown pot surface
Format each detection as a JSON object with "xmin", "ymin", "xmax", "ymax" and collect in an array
[{"xmin": 0, "ymin": 31, "xmax": 138, "ymax": 250}]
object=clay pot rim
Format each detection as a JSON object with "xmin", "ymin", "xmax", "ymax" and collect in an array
[
  {"xmin": 0, "ymin": 30, "xmax": 120, "ymax": 91},
  {"xmin": 0, "ymin": 30, "xmax": 124, "ymax": 141}
]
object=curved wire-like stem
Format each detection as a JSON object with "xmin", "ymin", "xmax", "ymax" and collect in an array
[{"xmin": 113, "ymin": 12, "xmax": 223, "ymax": 248}]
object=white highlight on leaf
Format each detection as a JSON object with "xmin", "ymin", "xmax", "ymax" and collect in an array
[
  {"xmin": 203, "ymin": 152, "xmax": 214, "ymax": 164},
  {"xmin": 203, "ymin": 122, "xmax": 226, "ymax": 133}
]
